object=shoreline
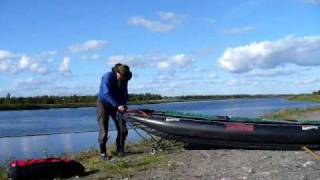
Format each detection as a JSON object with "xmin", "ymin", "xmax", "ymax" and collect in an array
[{"xmin": 0, "ymin": 95, "xmax": 288, "ymax": 111}]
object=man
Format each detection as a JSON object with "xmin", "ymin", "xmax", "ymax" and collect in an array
[{"xmin": 97, "ymin": 63, "xmax": 132, "ymax": 160}]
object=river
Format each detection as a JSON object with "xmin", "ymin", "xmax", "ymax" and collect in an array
[{"xmin": 0, "ymin": 98, "xmax": 319, "ymax": 163}]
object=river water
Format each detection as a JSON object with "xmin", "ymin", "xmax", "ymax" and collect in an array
[{"xmin": 0, "ymin": 98, "xmax": 319, "ymax": 163}]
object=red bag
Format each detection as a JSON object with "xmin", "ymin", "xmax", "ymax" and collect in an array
[{"xmin": 7, "ymin": 157, "xmax": 85, "ymax": 180}]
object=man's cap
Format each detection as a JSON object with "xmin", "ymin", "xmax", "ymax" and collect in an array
[{"xmin": 117, "ymin": 64, "xmax": 132, "ymax": 81}]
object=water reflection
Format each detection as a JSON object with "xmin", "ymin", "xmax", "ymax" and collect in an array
[{"xmin": 0, "ymin": 129, "xmax": 147, "ymax": 164}]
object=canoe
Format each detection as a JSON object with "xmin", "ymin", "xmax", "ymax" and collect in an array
[{"xmin": 124, "ymin": 109, "xmax": 320, "ymax": 149}]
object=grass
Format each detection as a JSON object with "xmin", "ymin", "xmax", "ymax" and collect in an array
[
  {"xmin": 261, "ymin": 94, "xmax": 320, "ymax": 120},
  {"xmin": 260, "ymin": 106, "xmax": 320, "ymax": 120},
  {"xmin": 288, "ymin": 94, "xmax": 320, "ymax": 103},
  {"xmin": 0, "ymin": 166, "xmax": 6, "ymax": 179},
  {"xmin": 67, "ymin": 139, "xmax": 182, "ymax": 179},
  {"xmin": 0, "ymin": 139, "xmax": 182, "ymax": 179}
]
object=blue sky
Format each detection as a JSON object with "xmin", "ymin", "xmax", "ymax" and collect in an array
[{"xmin": 0, "ymin": 0, "xmax": 319, "ymax": 97}]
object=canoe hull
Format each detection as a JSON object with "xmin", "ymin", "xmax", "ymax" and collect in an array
[{"xmin": 125, "ymin": 111, "xmax": 320, "ymax": 149}]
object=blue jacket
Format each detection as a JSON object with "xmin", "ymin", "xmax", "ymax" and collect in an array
[{"xmin": 98, "ymin": 71, "xmax": 128, "ymax": 107}]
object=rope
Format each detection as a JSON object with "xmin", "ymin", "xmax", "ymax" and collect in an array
[
  {"xmin": 302, "ymin": 146, "xmax": 320, "ymax": 161},
  {"xmin": 126, "ymin": 121, "xmax": 151, "ymax": 141}
]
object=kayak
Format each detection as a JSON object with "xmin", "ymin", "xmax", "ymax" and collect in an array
[{"xmin": 124, "ymin": 109, "xmax": 320, "ymax": 149}]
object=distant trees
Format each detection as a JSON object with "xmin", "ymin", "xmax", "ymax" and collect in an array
[
  {"xmin": 0, "ymin": 92, "xmax": 289, "ymax": 106},
  {"xmin": 128, "ymin": 93, "xmax": 162, "ymax": 102},
  {"xmin": 4, "ymin": 93, "xmax": 11, "ymax": 104},
  {"xmin": 0, "ymin": 93, "xmax": 163, "ymax": 105},
  {"xmin": 0, "ymin": 94, "xmax": 98, "ymax": 105},
  {"xmin": 313, "ymin": 90, "xmax": 320, "ymax": 95}
]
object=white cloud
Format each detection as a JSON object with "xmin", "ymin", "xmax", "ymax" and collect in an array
[
  {"xmin": 59, "ymin": 57, "xmax": 71, "ymax": 76},
  {"xmin": 246, "ymin": 66, "xmax": 302, "ymax": 77},
  {"xmin": 81, "ymin": 54, "xmax": 102, "ymax": 61},
  {"xmin": 158, "ymin": 11, "xmax": 176, "ymax": 21},
  {"xmin": 18, "ymin": 55, "xmax": 31, "ymax": 70},
  {"xmin": 13, "ymin": 78, "xmax": 50, "ymax": 90},
  {"xmin": 128, "ymin": 17, "xmax": 175, "ymax": 32},
  {"xmin": 0, "ymin": 60, "xmax": 12, "ymax": 72},
  {"xmin": 0, "ymin": 50, "xmax": 14, "ymax": 60},
  {"xmin": 157, "ymin": 61, "xmax": 171, "ymax": 70},
  {"xmin": 157, "ymin": 54, "xmax": 194, "ymax": 72},
  {"xmin": 108, "ymin": 53, "xmax": 195, "ymax": 75},
  {"xmin": 36, "ymin": 51, "xmax": 57, "ymax": 59},
  {"xmin": 218, "ymin": 35, "xmax": 320, "ymax": 73},
  {"xmin": 0, "ymin": 50, "xmax": 54, "ymax": 75},
  {"xmin": 30, "ymin": 63, "xmax": 49, "ymax": 74},
  {"xmin": 108, "ymin": 55, "xmax": 147, "ymax": 67},
  {"xmin": 157, "ymin": 54, "xmax": 194, "ymax": 73},
  {"xmin": 222, "ymin": 26, "xmax": 256, "ymax": 35},
  {"xmin": 128, "ymin": 11, "xmax": 185, "ymax": 32},
  {"xmin": 68, "ymin": 40, "xmax": 109, "ymax": 53}
]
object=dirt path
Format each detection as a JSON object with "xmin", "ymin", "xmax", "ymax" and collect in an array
[{"xmin": 133, "ymin": 149, "xmax": 320, "ymax": 180}]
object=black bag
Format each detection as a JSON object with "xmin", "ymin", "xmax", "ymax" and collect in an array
[{"xmin": 7, "ymin": 157, "xmax": 85, "ymax": 180}]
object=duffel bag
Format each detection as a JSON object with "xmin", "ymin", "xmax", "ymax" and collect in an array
[{"xmin": 7, "ymin": 157, "xmax": 85, "ymax": 180}]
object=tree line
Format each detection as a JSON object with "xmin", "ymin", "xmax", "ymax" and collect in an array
[
  {"xmin": 0, "ymin": 93, "xmax": 163, "ymax": 105},
  {"xmin": 0, "ymin": 92, "xmax": 289, "ymax": 106},
  {"xmin": 313, "ymin": 90, "xmax": 320, "ymax": 95}
]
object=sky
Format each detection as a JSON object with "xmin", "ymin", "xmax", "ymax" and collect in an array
[{"xmin": 0, "ymin": 0, "xmax": 320, "ymax": 97}]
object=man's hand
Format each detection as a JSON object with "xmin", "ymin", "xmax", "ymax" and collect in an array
[{"xmin": 118, "ymin": 105, "xmax": 127, "ymax": 112}]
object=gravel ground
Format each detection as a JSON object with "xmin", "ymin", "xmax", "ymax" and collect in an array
[
  {"xmin": 131, "ymin": 109, "xmax": 320, "ymax": 180},
  {"xmin": 133, "ymin": 148, "xmax": 320, "ymax": 180}
]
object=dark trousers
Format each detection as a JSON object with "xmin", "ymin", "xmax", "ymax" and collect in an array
[{"xmin": 96, "ymin": 98, "xmax": 128, "ymax": 154}]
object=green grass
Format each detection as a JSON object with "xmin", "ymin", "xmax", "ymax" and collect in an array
[
  {"xmin": 0, "ymin": 165, "xmax": 7, "ymax": 179},
  {"xmin": 260, "ymin": 106, "xmax": 320, "ymax": 120},
  {"xmin": 288, "ymin": 94, "xmax": 320, "ymax": 103},
  {"xmin": 0, "ymin": 139, "xmax": 182, "ymax": 179},
  {"xmin": 67, "ymin": 139, "xmax": 182, "ymax": 179}
]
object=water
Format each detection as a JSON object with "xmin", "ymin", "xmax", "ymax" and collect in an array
[{"xmin": 0, "ymin": 98, "xmax": 319, "ymax": 163}]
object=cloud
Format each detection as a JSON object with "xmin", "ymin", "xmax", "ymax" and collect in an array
[
  {"xmin": 81, "ymin": 54, "xmax": 102, "ymax": 61},
  {"xmin": 128, "ymin": 11, "xmax": 185, "ymax": 32},
  {"xmin": 36, "ymin": 51, "xmax": 57, "ymax": 59},
  {"xmin": 157, "ymin": 54, "xmax": 194, "ymax": 72},
  {"xmin": 0, "ymin": 59, "xmax": 13, "ymax": 72},
  {"xmin": 222, "ymin": 26, "xmax": 256, "ymax": 35},
  {"xmin": 158, "ymin": 11, "xmax": 176, "ymax": 21},
  {"xmin": 0, "ymin": 50, "xmax": 14, "ymax": 60},
  {"xmin": 296, "ymin": 78, "xmax": 320, "ymax": 85},
  {"xmin": 0, "ymin": 54, "xmax": 49, "ymax": 74},
  {"xmin": 68, "ymin": 40, "xmax": 109, "ymax": 53},
  {"xmin": 59, "ymin": 57, "xmax": 71, "ymax": 76},
  {"xmin": 218, "ymin": 35, "xmax": 320, "ymax": 73},
  {"xmin": 30, "ymin": 63, "xmax": 49, "ymax": 74},
  {"xmin": 18, "ymin": 55, "xmax": 31, "ymax": 70},
  {"xmin": 108, "ymin": 55, "xmax": 147, "ymax": 67},
  {"xmin": 108, "ymin": 53, "xmax": 194, "ymax": 75},
  {"xmin": 13, "ymin": 78, "xmax": 50, "ymax": 90},
  {"xmin": 245, "ymin": 66, "xmax": 302, "ymax": 77}
]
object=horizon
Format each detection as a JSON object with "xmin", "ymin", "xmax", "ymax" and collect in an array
[
  {"xmin": 1, "ymin": 0, "xmax": 320, "ymax": 97},
  {"xmin": 0, "ymin": 92, "xmax": 301, "ymax": 99}
]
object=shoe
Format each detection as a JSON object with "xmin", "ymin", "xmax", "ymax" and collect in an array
[{"xmin": 100, "ymin": 153, "xmax": 112, "ymax": 161}]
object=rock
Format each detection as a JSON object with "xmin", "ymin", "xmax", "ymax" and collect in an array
[{"xmin": 302, "ymin": 161, "xmax": 315, "ymax": 167}]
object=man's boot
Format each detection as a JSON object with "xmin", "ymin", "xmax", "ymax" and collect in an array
[
  {"xmin": 116, "ymin": 139, "xmax": 125, "ymax": 157},
  {"xmin": 99, "ymin": 144, "xmax": 111, "ymax": 160}
]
